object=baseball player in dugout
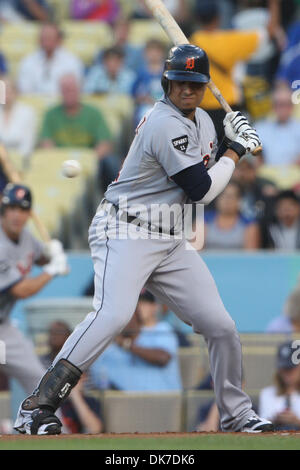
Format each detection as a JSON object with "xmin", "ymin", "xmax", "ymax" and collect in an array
[
  {"xmin": 0, "ymin": 183, "xmax": 68, "ymax": 397},
  {"xmin": 15, "ymin": 44, "xmax": 274, "ymax": 435}
]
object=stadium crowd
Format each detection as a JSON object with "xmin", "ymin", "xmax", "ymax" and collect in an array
[{"xmin": 1, "ymin": 0, "xmax": 300, "ymax": 434}]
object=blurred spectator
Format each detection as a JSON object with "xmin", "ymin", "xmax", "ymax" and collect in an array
[
  {"xmin": 15, "ymin": 0, "xmax": 51, "ymax": 21},
  {"xmin": 0, "ymin": 77, "xmax": 38, "ymax": 167},
  {"xmin": 259, "ymin": 190, "xmax": 300, "ymax": 249},
  {"xmin": 276, "ymin": 21, "xmax": 300, "ymax": 88},
  {"xmin": 40, "ymin": 74, "xmax": 119, "ymax": 190},
  {"xmin": 255, "ymin": 86, "xmax": 300, "ymax": 165},
  {"xmin": 190, "ymin": 0, "xmax": 283, "ymax": 141},
  {"xmin": 266, "ymin": 286, "xmax": 300, "ymax": 334},
  {"xmin": 18, "ymin": 23, "xmax": 84, "ymax": 95},
  {"xmin": 195, "ymin": 182, "xmax": 260, "ymax": 250},
  {"xmin": 0, "ymin": 166, "xmax": 8, "ymax": 193},
  {"xmin": 0, "ymin": 0, "xmax": 51, "ymax": 21},
  {"xmin": 232, "ymin": 155, "xmax": 278, "ymax": 221},
  {"xmin": 90, "ymin": 291, "xmax": 182, "ymax": 391},
  {"xmin": 40, "ymin": 321, "xmax": 103, "ymax": 434},
  {"xmin": 259, "ymin": 341, "xmax": 300, "ymax": 430},
  {"xmin": 285, "ymin": 288, "xmax": 300, "ymax": 333},
  {"xmin": 70, "ymin": 0, "xmax": 120, "ymax": 23},
  {"xmin": 84, "ymin": 46, "xmax": 136, "ymax": 95},
  {"xmin": 93, "ymin": 18, "xmax": 145, "ymax": 74},
  {"xmin": 0, "ymin": 52, "xmax": 8, "ymax": 75},
  {"xmin": 132, "ymin": 39, "xmax": 166, "ymax": 125}
]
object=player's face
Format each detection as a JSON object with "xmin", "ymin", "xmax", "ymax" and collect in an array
[
  {"xmin": 1, "ymin": 206, "xmax": 31, "ymax": 239},
  {"xmin": 169, "ymin": 81, "xmax": 207, "ymax": 117}
]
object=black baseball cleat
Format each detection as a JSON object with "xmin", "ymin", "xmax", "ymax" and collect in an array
[
  {"xmin": 14, "ymin": 403, "xmax": 62, "ymax": 435},
  {"xmin": 237, "ymin": 415, "xmax": 274, "ymax": 433}
]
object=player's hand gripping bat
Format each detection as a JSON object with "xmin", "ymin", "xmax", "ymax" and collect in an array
[
  {"xmin": 0, "ymin": 144, "xmax": 51, "ymax": 243},
  {"xmin": 142, "ymin": 0, "xmax": 262, "ymax": 155}
]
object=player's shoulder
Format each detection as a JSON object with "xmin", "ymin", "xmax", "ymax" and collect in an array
[
  {"xmin": 147, "ymin": 100, "xmax": 191, "ymax": 133},
  {"xmin": 196, "ymin": 107, "xmax": 215, "ymax": 126},
  {"xmin": 259, "ymin": 385, "xmax": 276, "ymax": 399}
]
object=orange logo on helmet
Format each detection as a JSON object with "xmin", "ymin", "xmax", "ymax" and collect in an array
[
  {"xmin": 15, "ymin": 188, "xmax": 26, "ymax": 200},
  {"xmin": 186, "ymin": 58, "xmax": 195, "ymax": 70}
]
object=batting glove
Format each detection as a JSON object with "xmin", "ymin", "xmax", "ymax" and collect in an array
[
  {"xmin": 223, "ymin": 111, "xmax": 252, "ymax": 141},
  {"xmin": 229, "ymin": 128, "xmax": 262, "ymax": 158},
  {"xmin": 43, "ymin": 252, "xmax": 69, "ymax": 277},
  {"xmin": 44, "ymin": 239, "xmax": 64, "ymax": 260}
]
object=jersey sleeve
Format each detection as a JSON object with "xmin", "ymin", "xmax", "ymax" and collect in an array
[
  {"xmin": 0, "ymin": 248, "xmax": 22, "ymax": 293},
  {"xmin": 149, "ymin": 117, "xmax": 203, "ymax": 177}
]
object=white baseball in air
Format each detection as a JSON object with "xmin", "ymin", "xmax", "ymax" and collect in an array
[{"xmin": 61, "ymin": 160, "xmax": 81, "ymax": 178}]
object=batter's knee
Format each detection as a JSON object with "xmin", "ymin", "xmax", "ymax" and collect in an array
[{"xmin": 193, "ymin": 310, "xmax": 238, "ymax": 340}]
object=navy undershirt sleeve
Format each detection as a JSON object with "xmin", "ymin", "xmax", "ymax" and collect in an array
[{"xmin": 171, "ymin": 161, "xmax": 212, "ymax": 202}]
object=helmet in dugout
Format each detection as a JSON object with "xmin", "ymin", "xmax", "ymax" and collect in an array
[
  {"xmin": 161, "ymin": 44, "xmax": 210, "ymax": 94},
  {"xmin": 1, "ymin": 183, "xmax": 32, "ymax": 212}
]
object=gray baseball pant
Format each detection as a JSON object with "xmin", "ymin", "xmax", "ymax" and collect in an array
[
  {"xmin": 53, "ymin": 211, "xmax": 254, "ymax": 431},
  {"xmin": 0, "ymin": 321, "xmax": 45, "ymax": 394}
]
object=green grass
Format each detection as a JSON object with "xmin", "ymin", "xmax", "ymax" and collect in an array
[{"xmin": 0, "ymin": 434, "xmax": 300, "ymax": 450}]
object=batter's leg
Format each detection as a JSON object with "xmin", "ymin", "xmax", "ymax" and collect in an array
[
  {"xmin": 0, "ymin": 322, "xmax": 45, "ymax": 394},
  {"xmin": 146, "ymin": 239, "xmax": 254, "ymax": 432}
]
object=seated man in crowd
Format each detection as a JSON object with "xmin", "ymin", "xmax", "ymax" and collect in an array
[
  {"xmin": 90, "ymin": 290, "xmax": 182, "ymax": 392},
  {"xmin": 255, "ymin": 86, "xmax": 300, "ymax": 166},
  {"xmin": 259, "ymin": 190, "xmax": 300, "ymax": 249},
  {"xmin": 40, "ymin": 73, "xmax": 119, "ymax": 190},
  {"xmin": 40, "ymin": 321, "xmax": 103, "ymax": 434},
  {"xmin": 0, "ymin": 77, "xmax": 38, "ymax": 168},
  {"xmin": 84, "ymin": 46, "xmax": 136, "ymax": 95},
  {"xmin": 18, "ymin": 23, "xmax": 84, "ymax": 95}
]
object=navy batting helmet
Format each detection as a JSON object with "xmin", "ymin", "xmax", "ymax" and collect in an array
[
  {"xmin": 161, "ymin": 44, "xmax": 210, "ymax": 94},
  {"xmin": 1, "ymin": 183, "xmax": 32, "ymax": 211}
]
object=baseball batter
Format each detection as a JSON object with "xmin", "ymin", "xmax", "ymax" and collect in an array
[
  {"xmin": 0, "ymin": 184, "xmax": 68, "ymax": 394},
  {"xmin": 15, "ymin": 45, "xmax": 274, "ymax": 434}
]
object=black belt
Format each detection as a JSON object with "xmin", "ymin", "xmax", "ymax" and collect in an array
[{"xmin": 103, "ymin": 199, "xmax": 175, "ymax": 236}]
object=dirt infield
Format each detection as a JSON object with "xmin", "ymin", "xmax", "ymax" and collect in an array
[{"xmin": 1, "ymin": 431, "xmax": 300, "ymax": 441}]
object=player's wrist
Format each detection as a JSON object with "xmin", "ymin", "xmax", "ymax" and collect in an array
[{"xmin": 223, "ymin": 149, "xmax": 240, "ymax": 165}]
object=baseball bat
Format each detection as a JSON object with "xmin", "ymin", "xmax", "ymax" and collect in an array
[
  {"xmin": 142, "ymin": 0, "xmax": 262, "ymax": 154},
  {"xmin": 0, "ymin": 144, "xmax": 51, "ymax": 243}
]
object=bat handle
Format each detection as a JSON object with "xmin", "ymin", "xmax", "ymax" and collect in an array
[{"xmin": 208, "ymin": 81, "xmax": 262, "ymax": 156}]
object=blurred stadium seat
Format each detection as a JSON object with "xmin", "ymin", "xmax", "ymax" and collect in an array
[
  {"xmin": 242, "ymin": 345, "xmax": 277, "ymax": 389},
  {"xmin": 129, "ymin": 20, "xmax": 171, "ymax": 45},
  {"xmin": 25, "ymin": 297, "xmax": 93, "ymax": 354},
  {"xmin": 103, "ymin": 391, "xmax": 182, "ymax": 433},
  {"xmin": 178, "ymin": 347, "xmax": 204, "ymax": 390},
  {"xmin": 257, "ymin": 165, "xmax": 300, "ymax": 189},
  {"xmin": 21, "ymin": 148, "xmax": 97, "ymax": 239},
  {"xmin": 63, "ymin": 21, "xmax": 113, "ymax": 64}
]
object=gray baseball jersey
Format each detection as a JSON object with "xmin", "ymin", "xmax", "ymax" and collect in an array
[
  {"xmin": 0, "ymin": 222, "xmax": 44, "ymax": 321},
  {"xmin": 105, "ymin": 96, "xmax": 218, "ymax": 231}
]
